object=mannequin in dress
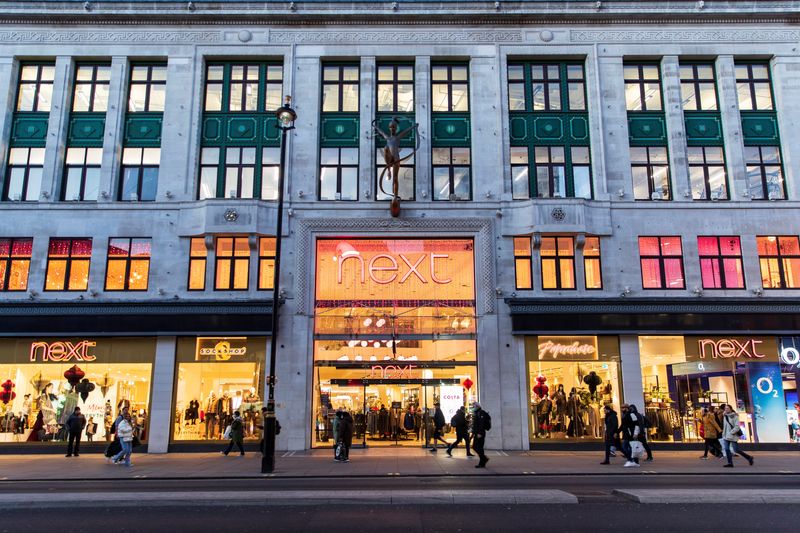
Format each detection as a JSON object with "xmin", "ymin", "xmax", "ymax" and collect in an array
[
  {"xmin": 205, "ymin": 391, "xmax": 218, "ymax": 439},
  {"xmin": 38, "ymin": 384, "xmax": 56, "ymax": 426}
]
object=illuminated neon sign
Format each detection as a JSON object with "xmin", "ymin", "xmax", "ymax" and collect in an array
[
  {"xmin": 338, "ymin": 252, "xmax": 452, "ymax": 285},
  {"xmin": 29, "ymin": 340, "xmax": 97, "ymax": 362},
  {"xmin": 369, "ymin": 364, "xmax": 418, "ymax": 379},
  {"xmin": 697, "ymin": 338, "xmax": 767, "ymax": 359}
]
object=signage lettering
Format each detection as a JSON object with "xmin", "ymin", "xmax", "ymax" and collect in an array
[
  {"xmin": 780, "ymin": 347, "xmax": 800, "ymax": 367},
  {"xmin": 338, "ymin": 253, "xmax": 452, "ymax": 285},
  {"xmin": 195, "ymin": 338, "xmax": 248, "ymax": 361},
  {"xmin": 697, "ymin": 338, "xmax": 766, "ymax": 359},
  {"xmin": 29, "ymin": 340, "xmax": 97, "ymax": 362},
  {"xmin": 369, "ymin": 364, "xmax": 417, "ymax": 379},
  {"xmin": 538, "ymin": 340, "xmax": 596, "ymax": 359}
]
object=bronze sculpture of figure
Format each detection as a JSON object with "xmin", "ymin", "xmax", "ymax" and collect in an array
[{"xmin": 373, "ymin": 117, "xmax": 419, "ymax": 217}]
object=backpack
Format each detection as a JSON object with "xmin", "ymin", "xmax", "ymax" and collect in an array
[{"xmin": 483, "ymin": 411, "xmax": 492, "ymax": 431}]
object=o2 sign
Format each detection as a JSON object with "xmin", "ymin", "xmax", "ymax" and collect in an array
[
  {"xmin": 756, "ymin": 376, "xmax": 780, "ymax": 398},
  {"xmin": 781, "ymin": 346, "xmax": 800, "ymax": 369}
]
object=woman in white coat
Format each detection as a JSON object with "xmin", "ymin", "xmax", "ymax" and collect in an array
[{"xmin": 721, "ymin": 404, "xmax": 754, "ymax": 468}]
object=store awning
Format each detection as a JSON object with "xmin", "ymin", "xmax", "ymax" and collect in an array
[
  {"xmin": 0, "ymin": 301, "xmax": 273, "ymax": 336},
  {"xmin": 507, "ymin": 298, "xmax": 800, "ymax": 335}
]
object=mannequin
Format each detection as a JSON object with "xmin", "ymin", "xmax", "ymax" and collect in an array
[
  {"xmin": 551, "ymin": 384, "xmax": 567, "ymax": 433},
  {"xmin": 38, "ymin": 384, "xmax": 56, "ymax": 426},
  {"xmin": 104, "ymin": 400, "xmax": 113, "ymax": 442},
  {"xmin": 205, "ymin": 392, "xmax": 217, "ymax": 439},
  {"xmin": 583, "ymin": 371, "xmax": 603, "ymax": 400},
  {"xmin": 566, "ymin": 388, "xmax": 584, "ymax": 438},
  {"xmin": 535, "ymin": 395, "xmax": 553, "ymax": 437}
]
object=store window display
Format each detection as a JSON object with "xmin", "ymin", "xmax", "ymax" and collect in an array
[
  {"xmin": 526, "ymin": 336, "xmax": 621, "ymax": 442},
  {"xmin": 0, "ymin": 337, "xmax": 154, "ymax": 445},
  {"xmin": 172, "ymin": 337, "xmax": 265, "ymax": 441}
]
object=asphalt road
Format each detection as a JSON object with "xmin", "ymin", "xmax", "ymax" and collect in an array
[{"xmin": 1, "ymin": 503, "xmax": 797, "ymax": 533}]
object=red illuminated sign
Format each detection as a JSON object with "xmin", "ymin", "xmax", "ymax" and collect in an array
[
  {"xmin": 338, "ymin": 253, "xmax": 452, "ymax": 285},
  {"xmin": 29, "ymin": 340, "xmax": 97, "ymax": 362},
  {"xmin": 697, "ymin": 338, "xmax": 767, "ymax": 359},
  {"xmin": 369, "ymin": 364, "xmax": 418, "ymax": 379}
]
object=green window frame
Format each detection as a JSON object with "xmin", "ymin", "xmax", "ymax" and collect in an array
[
  {"xmin": 624, "ymin": 63, "xmax": 663, "ymax": 112},
  {"xmin": 736, "ymin": 63, "xmax": 774, "ymax": 111},
  {"xmin": 72, "ymin": 64, "xmax": 111, "ymax": 113},
  {"xmin": 680, "ymin": 63, "xmax": 718, "ymax": 111},
  {"xmin": 17, "ymin": 63, "xmax": 55, "ymax": 113},
  {"xmin": 321, "ymin": 64, "xmax": 359, "ymax": 113},
  {"xmin": 431, "ymin": 64, "xmax": 469, "ymax": 112}
]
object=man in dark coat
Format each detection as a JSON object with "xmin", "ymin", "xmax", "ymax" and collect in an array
[
  {"xmin": 222, "ymin": 410, "xmax": 245, "ymax": 456},
  {"xmin": 471, "ymin": 402, "xmax": 491, "ymax": 468},
  {"xmin": 446, "ymin": 406, "xmax": 473, "ymax": 457},
  {"xmin": 429, "ymin": 402, "xmax": 449, "ymax": 452},
  {"xmin": 65, "ymin": 407, "xmax": 86, "ymax": 457},
  {"xmin": 600, "ymin": 404, "xmax": 619, "ymax": 464},
  {"xmin": 338, "ymin": 411, "xmax": 354, "ymax": 462}
]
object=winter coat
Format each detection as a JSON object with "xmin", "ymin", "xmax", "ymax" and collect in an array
[
  {"xmin": 450, "ymin": 409, "xmax": 469, "ymax": 435},
  {"xmin": 702, "ymin": 412, "xmax": 722, "ymax": 439},
  {"xmin": 116, "ymin": 419, "xmax": 134, "ymax": 442},
  {"xmin": 339, "ymin": 412, "xmax": 354, "ymax": 446},
  {"xmin": 471, "ymin": 409, "xmax": 490, "ymax": 436},
  {"xmin": 603, "ymin": 410, "xmax": 619, "ymax": 441},
  {"xmin": 65, "ymin": 413, "xmax": 86, "ymax": 434},
  {"xmin": 722, "ymin": 412, "xmax": 742, "ymax": 442},
  {"xmin": 433, "ymin": 408, "xmax": 446, "ymax": 430},
  {"xmin": 620, "ymin": 411, "xmax": 643, "ymax": 441},
  {"xmin": 332, "ymin": 415, "xmax": 341, "ymax": 443},
  {"xmin": 229, "ymin": 416, "xmax": 244, "ymax": 442}
]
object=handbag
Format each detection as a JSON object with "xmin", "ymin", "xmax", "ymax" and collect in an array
[
  {"xmin": 629, "ymin": 440, "xmax": 645, "ymax": 459},
  {"xmin": 223, "ymin": 425, "xmax": 232, "ymax": 439},
  {"xmin": 131, "ymin": 435, "xmax": 142, "ymax": 448},
  {"xmin": 334, "ymin": 440, "xmax": 345, "ymax": 461}
]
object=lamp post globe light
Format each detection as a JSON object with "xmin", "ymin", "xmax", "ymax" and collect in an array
[{"xmin": 262, "ymin": 96, "xmax": 296, "ymax": 474}]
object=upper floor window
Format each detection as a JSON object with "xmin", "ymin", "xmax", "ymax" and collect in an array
[
  {"xmin": 639, "ymin": 236, "xmax": 685, "ymax": 289},
  {"xmin": 0, "ymin": 238, "xmax": 33, "ymax": 291},
  {"xmin": 745, "ymin": 146, "xmax": 785, "ymax": 200},
  {"xmin": 688, "ymin": 146, "xmax": 727, "ymax": 201},
  {"xmin": 188, "ymin": 237, "xmax": 208, "ymax": 291},
  {"xmin": 72, "ymin": 64, "xmax": 110, "ymax": 112},
  {"xmin": 204, "ymin": 63, "xmax": 283, "ymax": 112},
  {"xmin": 736, "ymin": 63, "xmax": 773, "ymax": 111},
  {"xmin": 322, "ymin": 65, "xmax": 359, "ymax": 113},
  {"xmin": 120, "ymin": 148, "xmax": 160, "ymax": 201},
  {"xmin": 698, "ymin": 236, "xmax": 744, "ymax": 289},
  {"xmin": 215, "ymin": 237, "xmax": 250, "ymax": 291},
  {"xmin": 45, "ymin": 238, "xmax": 92, "ymax": 291},
  {"xmin": 4, "ymin": 147, "xmax": 44, "ymax": 201},
  {"xmin": 513, "ymin": 237, "xmax": 533, "ymax": 290},
  {"xmin": 431, "ymin": 65, "xmax": 469, "ymax": 112},
  {"xmin": 377, "ymin": 64, "xmax": 414, "ymax": 113},
  {"xmin": 319, "ymin": 147, "xmax": 358, "ymax": 201},
  {"xmin": 128, "ymin": 64, "xmax": 167, "ymax": 112},
  {"xmin": 376, "ymin": 150, "xmax": 415, "ymax": 201},
  {"xmin": 624, "ymin": 64, "xmax": 662, "ymax": 112},
  {"xmin": 258, "ymin": 237, "xmax": 277, "ymax": 290},
  {"xmin": 541, "ymin": 236, "xmax": 575, "ymax": 290},
  {"xmin": 508, "ymin": 63, "xmax": 586, "ymax": 112},
  {"xmin": 530, "ymin": 147, "xmax": 591, "ymax": 199},
  {"xmin": 680, "ymin": 64, "xmax": 718, "ymax": 111},
  {"xmin": 432, "ymin": 147, "xmax": 470, "ymax": 200},
  {"xmin": 757, "ymin": 236, "xmax": 800, "ymax": 289},
  {"xmin": 584, "ymin": 236, "xmax": 603, "ymax": 290},
  {"xmin": 631, "ymin": 146, "xmax": 670, "ymax": 200},
  {"xmin": 105, "ymin": 238, "xmax": 151, "ymax": 291},
  {"xmin": 62, "ymin": 147, "xmax": 102, "ymax": 201},
  {"xmin": 17, "ymin": 64, "xmax": 54, "ymax": 112}
]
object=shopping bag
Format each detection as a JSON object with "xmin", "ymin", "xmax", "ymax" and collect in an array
[
  {"xmin": 334, "ymin": 441, "xmax": 345, "ymax": 461},
  {"xmin": 629, "ymin": 440, "xmax": 645, "ymax": 459},
  {"xmin": 105, "ymin": 439, "xmax": 121, "ymax": 458},
  {"xmin": 223, "ymin": 425, "xmax": 232, "ymax": 439}
]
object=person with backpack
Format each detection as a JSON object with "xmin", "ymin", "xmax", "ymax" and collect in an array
[
  {"xmin": 446, "ymin": 405, "xmax": 473, "ymax": 457},
  {"xmin": 428, "ymin": 402, "xmax": 449, "ymax": 452},
  {"xmin": 221, "ymin": 410, "xmax": 245, "ymax": 456},
  {"xmin": 470, "ymin": 402, "xmax": 491, "ymax": 468},
  {"xmin": 632, "ymin": 405, "xmax": 653, "ymax": 462},
  {"xmin": 721, "ymin": 403, "xmax": 754, "ymax": 468},
  {"xmin": 619, "ymin": 403, "xmax": 645, "ymax": 467}
]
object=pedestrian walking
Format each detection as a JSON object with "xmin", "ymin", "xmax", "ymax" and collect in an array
[
  {"xmin": 221, "ymin": 410, "xmax": 245, "ymax": 456},
  {"xmin": 446, "ymin": 405, "xmax": 473, "ymax": 457},
  {"xmin": 630, "ymin": 405, "xmax": 653, "ymax": 461},
  {"xmin": 471, "ymin": 402, "xmax": 491, "ymax": 468},
  {"xmin": 428, "ymin": 402, "xmax": 449, "ymax": 452},
  {"xmin": 110, "ymin": 412, "xmax": 134, "ymax": 466},
  {"xmin": 619, "ymin": 403, "xmax": 644, "ymax": 467},
  {"xmin": 600, "ymin": 404, "xmax": 619, "ymax": 464},
  {"xmin": 700, "ymin": 407, "xmax": 723, "ymax": 459},
  {"xmin": 336, "ymin": 410, "xmax": 354, "ymax": 462},
  {"xmin": 721, "ymin": 404, "xmax": 754, "ymax": 468},
  {"xmin": 332, "ymin": 408, "xmax": 342, "ymax": 446},
  {"xmin": 65, "ymin": 407, "xmax": 86, "ymax": 457}
]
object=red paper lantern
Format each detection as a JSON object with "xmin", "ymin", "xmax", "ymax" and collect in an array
[
  {"xmin": 64, "ymin": 365, "xmax": 85, "ymax": 388},
  {"xmin": 462, "ymin": 378, "xmax": 473, "ymax": 391},
  {"xmin": 0, "ymin": 379, "xmax": 16, "ymax": 404}
]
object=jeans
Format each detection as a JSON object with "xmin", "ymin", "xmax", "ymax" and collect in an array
[
  {"xmin": 722, "ymin": 439, "xmax": 752, "ymax": 465},
  {"xmin": 66, "ymin": 432, "xmax": 81, "ymax": 456},
  {"xmin": 621, "ymin": 439, "xmax": 638, "ymax": 463},
  {"xmin": 603, "ymin": 439, "xmax": 615, "ymax": 461},
  {"xmin": 448, "ymin": 432, "xmax": 472, "ymax": 454},
  {"xmin": 473, "ymin": 434, "xmax": 487, "ymax": 465},
  {"xmin": 112, "ymin": 440, "xmax": 132, "ymax": 466}
]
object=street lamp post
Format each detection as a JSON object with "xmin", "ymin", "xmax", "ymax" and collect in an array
[{"xmin": 262, "ymin": 96, "xmax": 296, "ymax": 474}]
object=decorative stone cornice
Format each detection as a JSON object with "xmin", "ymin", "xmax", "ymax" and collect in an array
[
  {"xmin": 269, "ymin": 29, "xmax": 523, "ymax": 43},
  {"xmin": 0, "ymin": 29, "xmax": 223, "ymax": 43},
  {"xmin": 570, "ymin": 28, "xmax": 800, "ymax": 43}
]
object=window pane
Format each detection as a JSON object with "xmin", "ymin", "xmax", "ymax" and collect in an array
[
  {"xmin": 452, "ymin": 168, "xmax": 470, "ymax": 200},
  {"xmin": 189, "ymin": 258, "xmax": 206, "ymax": 290},
  {"xmin": 451, "ymin": 84, "xmax": 469, "ymax": 111},
  {"xmin": 128, "ymin": 259, "xmax": 149, "ymax": 290},
  {"xmin": 190, "ymin": 238, "xmax": 207, "ymax": 257},
  {"xmin": 259, "ymin": 258, "xmax": 275, "ymax": 290},
  {"xmin": 783, "ymin": 258, "xmax": 800, "ymax": 288},
  {"xmin": 541, "ymin": 259, "xmax": 557, "ymax": 289},
  {"xmin": 199, "ymin": 168, "xmax": 218, "ymax": 199},
  {"xmin": 753, "ymin": 83, "xmax": 773, "ymax": 110},
  {"xmin": 641, "ymin": 258, "xmax": 662, "ymax": 288},
  {"xmin": 697, "ymin": 236, "xmax": 719, "ymax": 256},
  {"xmin": 431, "ymin": 84, "xmax": 449, "ymax": 112},
  {"xmin": 233, "ymin": 258, "xmax": 249, "ymax": 289},
  {"xmin": 681, "ymin": 83, "xmax": 697, "ymax": 111},
  {"xmin": 757, "ymin": 236, "xmax": 778, "ymax": 256},
  {"xmin": 642, "ymin": 83, "xmax": 661, "ymax": 110},
  {"xmin": 7, "ymin": 260, "xmax": 30, "ymax": 290},
  {"xmin": 698, "ymin": 83, "xmax": 717, "ymax": 110},
  {"xmin": 760, "ymin": 257, "xmax": 781, "ymax": 288},
  {"xmin": 779, "ymin": 236, "xmax": 800, "ymax": 255},
  {"xmin": 721, "ymin": 236, "xmax": 741, "ymax": 256},
  {"xmin": 660, "ymin": 236, "xmax": 682, "ymax": 256},
  {"xmin": 340, "ymin": 167, "xmax": 358, "ymax": 200},
  {"xmin": 341, "ymin": 84, "xmax": 359, "ymax": 112},
  {"xmin": 322, "ymin": 85, "xmax": 339, "ymax": 112},
  {"xmin": 548, "ymin": 84, "xmax": 561, "ymax": 111},
  {"xmin": 573, "ymin": 166, "xmax": 591, "ymax": 199},
  {"xmin": 508, "ymin": 83, "xmax": 525, "ymax": 111},
  {"xmin": 319, "ymin": 167, "xmax": 338, "ymax": 200},
  {"xmin": 45, "ymin": 259, "xmax": 67, "ymax": 290},
  {"xmin": 105, "ymin": 259, "xmax": 127, "ymax": 290},
  {"xmin": 638, "ymin": 237, "xmax": 660, "ymax": 256},
  {"xmin": 584, "ymin": 237, "xmax": 600, "ymax": 257},
  {"xmin": 585, "ymin": 258, "xmax": 602, "ymax": 289},
  {"xmin": 340, "ymin": 148, "xmax": 359, "ymax": 166},
  {"xmin": 108, "ymin": 239, "xmax": 130, "ymax": 256},
  {"xmin": 433, "ymin": 168, "xmax": 450, "ymax": 200},
  {"xmin": 663, "ymin": 258, "xmax": 685, "ymax": 288},
  {"xmin": 568, "ymin": 82, "xmax": 585, "ymax": 110},
  {"xmin": 512, "ymin": 166, "xmax": 529, "ymax": 199},
  {"xmin": 540, "ymin": 237, "xmax": 556, "ymax": 257},
  {"xmin": 451, "ymin": 148, "xmax": 470, "ymax": 165},
  {"xmin": 559, "ymin": 259, "xmax": 575, "ymax": 289},
  {"xmin": 83, "ymin": 168, "xmax": 100, "ymax": 201},
  {"xmin": 557, "ymin": 237, "xmax": 574, "ymax": 256},
  {"xmin": 216, "ymin": 259, "xmax": 231, "ymax": 289},
  {"xmin": 700, "ymin": 258, "xmax": 722, "ymax": 289},
  {"xmin": 722, "ymin": 258, "xmax": 745, "ymax": 289},
  {"xmin": 68, "ymin": 259, "xmax": 90, "ymax": 290},
  {"xmin": 129, "ymin": 85, "xmax": 147, "ymax": 112},
  {"xmin": 513, "ymin": 237, "xmax": 531, "ymax": 256},
  {"xmin": 515, "ymin": 258, "xmax": 532, "ymax": 290}
]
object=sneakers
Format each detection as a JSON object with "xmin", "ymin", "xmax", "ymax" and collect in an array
[
  {"xmin": 65, "ymin": 454, "xmax": 72, "ymax": 457},
  {"xmin": 429, "ymin": 448, "xmax": 437, "ymax": 453},
  {"xmin": 600, "ymin": 461, "xmax": 610, "ymax": 465},
  {"xmin": 748, "ymin": 457, "xmax": 754, "ymax": 466},
  {"xmin": 699, "ymin": 456, "xmax": 708, "ymax": 460},
  {"xmin": 466, "ymin": 453, "xmax": 474, "ymax": 457},
  {"xmin": 445, "ymin": 448, "xmax": 452, "ymax": 457},
  {"xmin": 623, "ymin": 461, "xmax": 640, "ymax": 468},
  {"xmin": 723, "ymin": 463, "xmax": 733, "ymax": 468}
]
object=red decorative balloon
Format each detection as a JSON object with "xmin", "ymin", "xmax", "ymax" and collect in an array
[
  {"xmin": 533, "ymin": 375, "xmax": 549, "ymax": 399},
  {"xmin": 462, "ymin": 378, "xmax": 474, "ymax": 391},
  {"xmin": 64, "ymin": 365, "xmax": 85, "ymax": 388},
  {"xmin": 0, "ymin": 379, "xmax": 16, "ymax": 404}
]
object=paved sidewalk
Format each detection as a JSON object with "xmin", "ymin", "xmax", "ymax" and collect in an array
[{"xmin": 1, "ymin": 449, "xmax": 798, "ymax": 480}]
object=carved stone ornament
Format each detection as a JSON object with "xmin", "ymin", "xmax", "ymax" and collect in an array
[
  {"xmin": 224, "ymin": 209, "xmax": 239, "ymax": 222},
  {"xmin": 551, "ymin": 207, "xmax": 566, "ymax": 222}
]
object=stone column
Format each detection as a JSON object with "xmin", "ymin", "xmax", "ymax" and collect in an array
[
  {"xmin": 662, "ymin": 56, "xmax": 690, "ymax": 201},
  {"xmin": 414, "ymin": 56, "xmax": 431, "ymax": 201},
  {"xmin": 98, "ymin": 56, "xmax": 128, "ymax": 203},
  {"xmin": 147, "ymin": 336, "xmax": 177, "ymax": 453},
  {"xmin": 771, "ymin": 55, "xmax": 800, "ymax": 201},
  {"xmin": 470, "ymin": 56, "xmax": 504, "ymax": 202},
  {"xmin": 619, "ymin": 335, "xmax": 644, "ymax": 409},
  {"xmin": 716, "ymin": 56, "xmax": 748, "ymax": 201},
  {"xmin": 158, "ymin": 55, "xmax": 200, "ymax": 201},
  {"xmin": 0, "ymin": 57, "xmax": 18, "ymax": 189},
  {"xmin": 596, "ymin": 55, "xmax": 632, "ymax": 201},
  {"xmin": 359, "ymin": 57, "xmax": 375, "ymax": 201},
  {"xmin": 41, "ymin": 56, "xmax": 72, "ymax": 202},
  {"xmin": 288, "ymin": 56, "xmax": 320, "ymax": 202}
]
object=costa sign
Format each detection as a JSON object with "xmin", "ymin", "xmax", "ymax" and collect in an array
[
  {"xmin": 697, "ymin": 338, "xmax": 767, "ymax": 359},
  {"xmin": 30, "ymin": 340, "xmax": 97, "ymax": 362}
]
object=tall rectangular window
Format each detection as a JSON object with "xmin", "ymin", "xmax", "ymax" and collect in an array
[
  {"xmin": 745, "ymin": 146, "xmax": 785, "ymax": 200},
  {"xmin": 258, "ymin": 237, "xmax": 276, "ymax": 290},
  {"xmin": 204, "ymin": 64, "xmax": 283, "ymax": 112},
  {"xmin": 513, "ymin": 237, "xmax": 533, "ymax": 290},
  {"xmin": 261, "ymin": 148, "xmax": 280, "ymax": 200},
  {"xmin": 319, "ymin": 148, "xmax": 358, "ymax": 201},
  {"xmin": 631, "ymin": 146, "xmax": 670, "ymax": 200},
  {"xmin": 584, "ymin": 236, "xmax": 603, "ymax": 290},
  {"xmin": 128, "ymin": 64, "xmax": 166, "ymax": 112},
  {"xmin": 624, "ymin": 64, "xmax": 662, "ymax": 111},
  {"xmin": 432, "ymin": 65, "xmax": 469, "ymax": 112},
  {"xmin": 680, "ymin": 64, "xmax": 718, "ymax": 111},
  {"xmin": 639, "ymin": 236, "xmax": 685, "ymax": 289},
  {"xmin": 377, "ymin": 64, "xmax": 414, "ymax": 113},
  {"xmin": 62, "ymin": 147, "xmax": 102, "ymax": 201},
  {"xmin": 17, "ymin": 64, "xmax": 55, "ymax": 112},
  {"xmin": 510, "ymin": 147, "xmax": 530, "ymax": 200},
  {"xmin": 376, "ymin": 150, "xmax": 415, "ymax": 201},
  {"xmin": 688, "ymin": 146, "xmax": 727, "ymax": 200},
  {"xmin": 224, "ymin": 147, "xmax": 256, "ymax": 199},
  {"xmin": 534, "ymin": 146, "xmax": 566, "ymax": 198},
  {"xmin": 432, "ymin": 147, "xmax": 471, "ymax": 201},
  {"xmin": 119, "ymin": 147, "xmax": 160, "ymax": 201},
  {"xmin": 4, "ymin": 147, "xmax": 44, "ymax": 201},
  {"xmin": 105, "ymin": 238, "xmax": 151, "ymax": 291},
  {"xmin": 736, "ymin": 63, "xmax": 773, "ymax": 111},
  {"xmin": 45, "ymin": 238, "xmax": 92, "ymax": 291},
  {"xmin": 541, "ymin": 237, "xmax": 575, "ymax": 290},
  {"xmin": 322, "ymin": 65, "xmax": 359, "ymax": 112},
  {"xmin": 0, "ymin": 238, "xmax": 33, "ymax": 291},
  {"xmin": 698, "ymin": 236, "xmax": 744, "ymax": 289},
  {"xmin": 199, "ymin": 147, "xmax": 220, "ymax": 200},
  {"xmin": 215, "ymin": 237, "xmax": 250, "ymax": 291},
  {"xmin": 72, "ymin": 64, "xmax": 110, "ymax": 112},
  {"xmin": 188, "ymin": 238, "xmax": 207, "ymax": 291},
  {"xmin": 757, "ymin": 236, "xmax": 800, "ymax": 289}
]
